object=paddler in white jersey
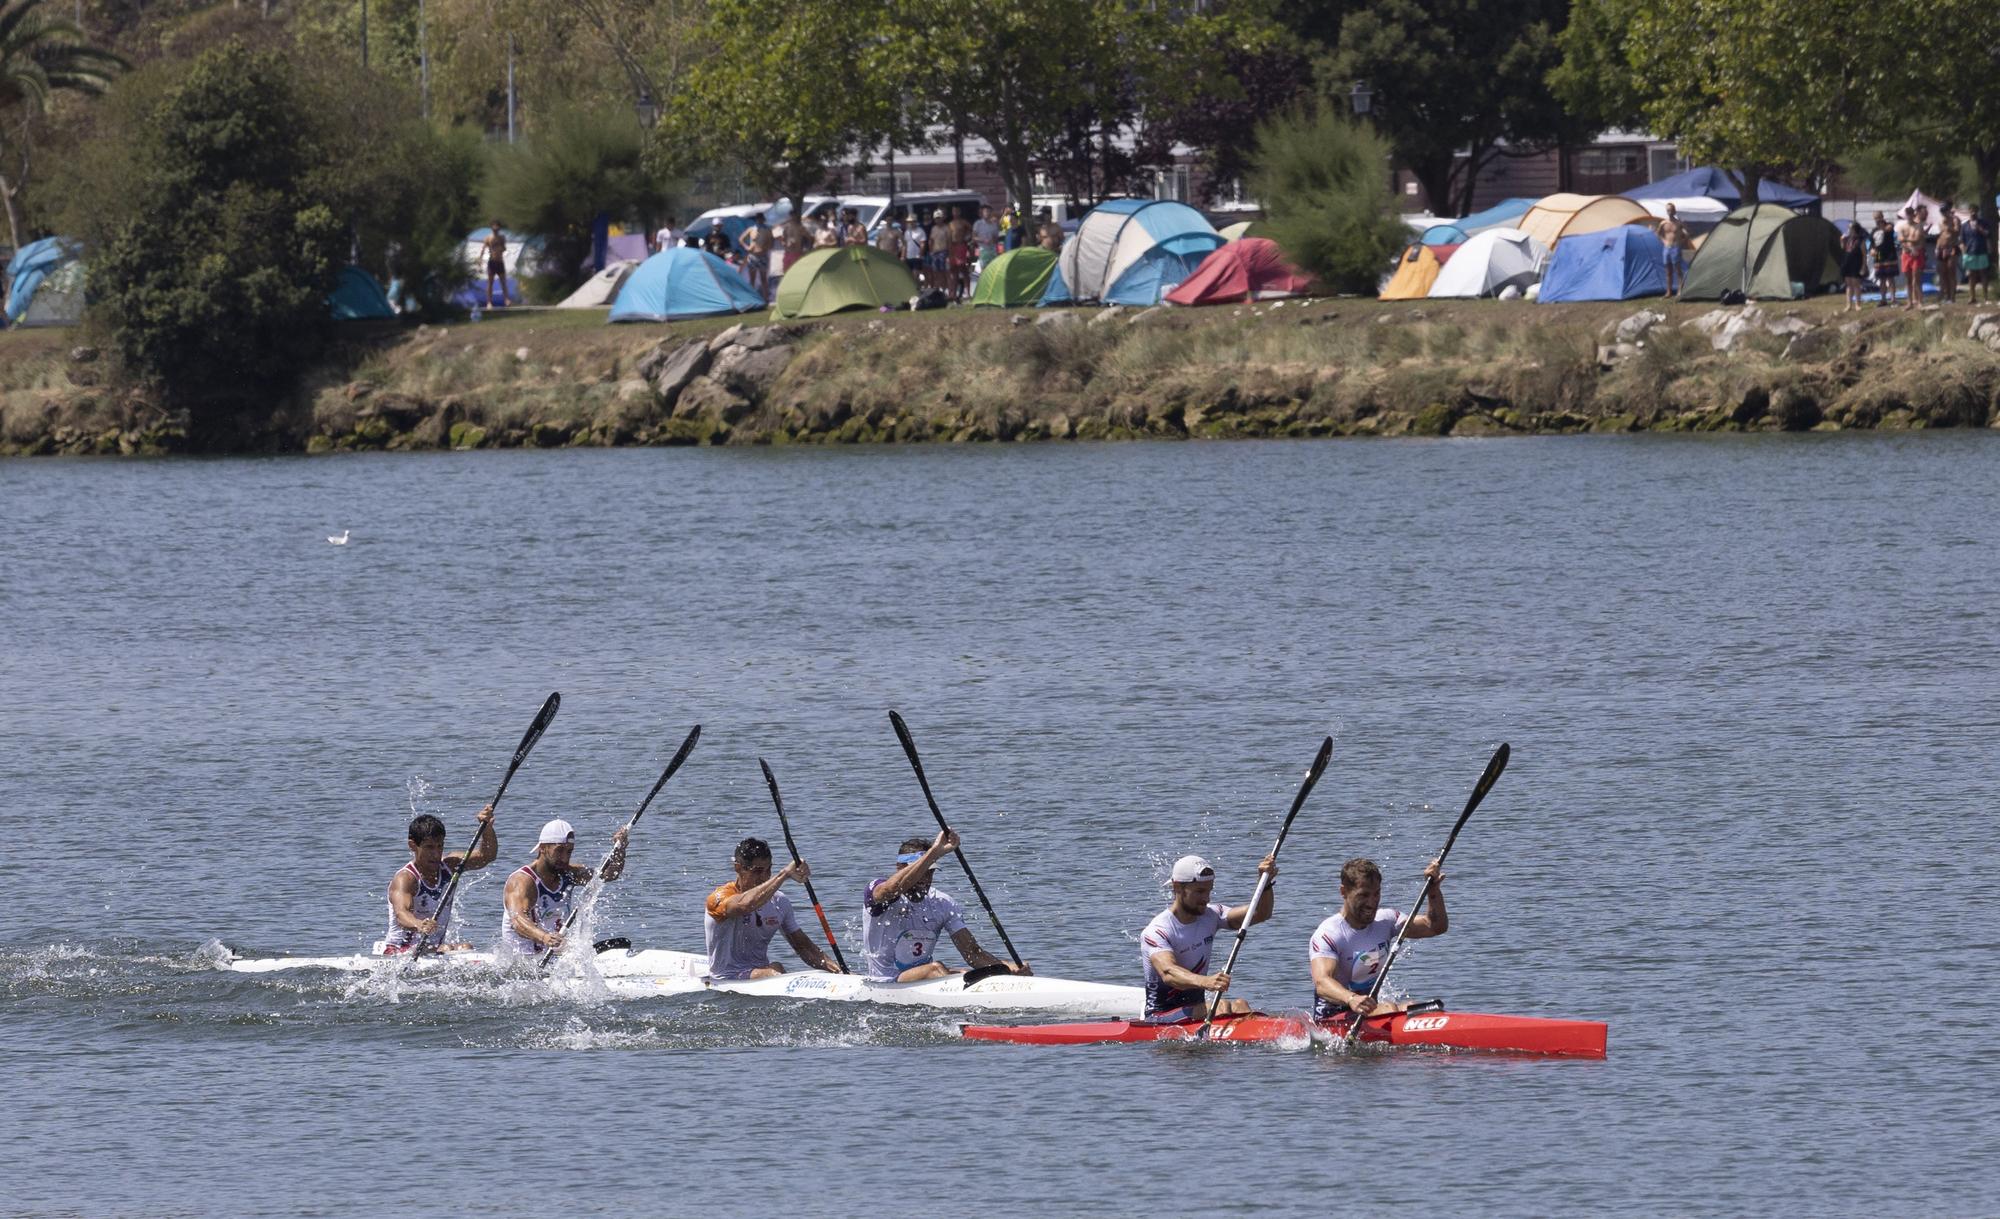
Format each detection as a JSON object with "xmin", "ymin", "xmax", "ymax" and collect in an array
[
  {"xmin": 1308, "ymin": 856, "xmax": 1445, "ymax": 1019},
  {"xmin": 385, "ymin": 806, "xmax": 497, "ymax": 953},
  {"xmin": 861, "ymin": 832, "xmax": 1031, "ymax": 981},
  {"xmin": 500, "ymin": 819, "xmax": 627, "ymax": 954},
  {"xmin": 1140, "ymin": 853, "xmax": 1277, "ymax": 1021},
  {"xmin": 703, "ymin": 837, "xmax": 843, "ymax": 979}
]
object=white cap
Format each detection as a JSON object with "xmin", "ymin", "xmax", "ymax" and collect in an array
[
  {"xmin": 1170, "ymin": 855, "xmax": 1215, "ymax": 883},
  {"xmin": 537, "ymin": 819, "xmax": 576, "ymax": 846}
]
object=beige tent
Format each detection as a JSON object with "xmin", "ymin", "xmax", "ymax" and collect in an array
[
  {"xmin": 557, "ymin": 260, "xmax": 641, "ymax": 308},
  {"xmin": 1517, "ymin": 194, "xmax": 1655, "ymax": 249}
]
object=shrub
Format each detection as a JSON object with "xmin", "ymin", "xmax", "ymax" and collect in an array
[
  {"xmin": 483, "ymin": 104, "xmax": 676, "ymax": 300},
  {"xmin": 1246, "ymin": 102, "xmax": 1409, "ymax": 295}
]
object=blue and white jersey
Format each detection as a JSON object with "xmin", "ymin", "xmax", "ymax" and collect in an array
[
  {"xmin": 1308, "ymin": 909, "xmax": 1406, "ymax": 1019},
  {"xmin": 861, "ymin": 881, "xmax": 966, "ymax": 979},
  {"xmin": 384, "ymin": 860, "xmax": 458, "ymax": 951},
  {"xmin": 1140, "ymin": 903, "xmax": 1228, "ymax": 1017},
  {"xmin": 498, "ymin": 865, "xmax": 572, "ymax": 954}
]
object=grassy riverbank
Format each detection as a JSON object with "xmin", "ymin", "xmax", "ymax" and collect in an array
[{"xmin": 6, "ymin": 295, "xmax": 2000, "ymax": 455}]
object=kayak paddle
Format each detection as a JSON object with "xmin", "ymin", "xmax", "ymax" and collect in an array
[
  {"xmin": 759, "ymin": 758, "xmax": 849, "ymax": 974},
  {"xmin": 888, "ymin": 710, "xmax": 1025, "ymax": 979},
  {"xmin": 1343, "ymin": 742, "xmax": 1509, "ymax": 1048},
  {"xmin": 1197, "ymin": 735, "xmax": 1335, "ymax": 1038},
  {"xmin": 412, "ymin": 691, "xmax": 561, "ymax": 961},
  {"xmin": 538, "ymin": 724, "xmax": 701, "ymax": 971}
]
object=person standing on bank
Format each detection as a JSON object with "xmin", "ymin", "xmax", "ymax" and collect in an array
[
  {"xmin": 1658, "ymin": 203, "xmax": 1690, "ymax": 297},
  {"xmin": 500, "ymin": 819, "xmax": 625, "ymax": 955},
  {"xmin": 481, "ymin": 222, "xmax": 508, "ymax": 308},
  {"xmin": 1308, "ymin": 857, "xmax": 1446, "ymax": 1019}
]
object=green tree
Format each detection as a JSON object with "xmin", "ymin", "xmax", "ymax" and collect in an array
[
  {"xmin": 485, "ymin": 101, "xmax": 672, "ymax": 298},
  {"xmin": 1902, "ymin": 0, "xmax": 2000, "ymax": 230},
  {"xmin": 1248, "ymin": 102, "xmax": 1407, "ymax": 293},
  {"xmin": 0, "ymin": 0, "xmax": 122, "ymax": 249},
  {"xmin": 1621, "ymin": 0, "xmax": 1887, "ymax": 203},
  {"xmin": 655, "ymin": 0, "xmax": 897, "ymax": 216},
  {"xmin": 888, "ymin": 0, "xmax": 1186, "ymax": 211},
  {"xmin": 1309, "ymin": 0, "xmax": 1578, "ymax": 217},
  {"xmin": 85, "ymin": 41, "xmax": 345, "ymax": 414}
]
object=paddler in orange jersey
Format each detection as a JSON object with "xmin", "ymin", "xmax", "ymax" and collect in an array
[
  {"xmin": 703, "ymin": 837, "xmax": 843, "ymax": 980},
  {"xmin": 1140, "ymin": 854, "xmax": 1278, "ymax": 1021},
  {"xmin": 499, "ymin": 819, "xmax": 626, "ymax": 954},
  {"xmin": 1308, "ymin": 856, "xmax": 1446, "ymax": 1019},
  {"xmin": 384, "ymin": 805, "xmax": 497, "ymax": 953}
]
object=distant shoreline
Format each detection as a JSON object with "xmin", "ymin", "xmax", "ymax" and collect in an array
[{"xmin": 5, "ymin": 297, "xmax": 1998, "ymax": 456}]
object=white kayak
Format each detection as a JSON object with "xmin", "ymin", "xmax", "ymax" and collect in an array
[{"xmin": 222, "ymin": 945, "xmax": 1144, "ymax": 1017}]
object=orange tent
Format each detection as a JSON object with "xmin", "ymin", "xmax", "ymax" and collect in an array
[
  {"xmin": 1166, "ymin": 237, "xmax": 1314, "ymax": 305},
  {"xmin": 1379, "ymin": 242, "xmax": 1459, "ymax": 300}
]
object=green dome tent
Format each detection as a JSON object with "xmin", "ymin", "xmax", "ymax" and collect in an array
[
  {"xmin": 771, "ymin": 246, "xmax": 919, "ymax": 319},
  {"xmin": 970, "ymin": 247, "xmax": 1058, "ymax": 308},
  {"xmin": 1680, "ymin": 204, "xmax": 1842, "ymax": 301}
]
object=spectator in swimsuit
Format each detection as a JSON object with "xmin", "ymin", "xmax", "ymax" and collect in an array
[
  {"xmin": 482, "ymin": 220, "xmax": 508, "ymax": 308},
  {"xmin": 1934, "ymin": 204, "xmax": 1961, "ymax": 305},
  {"xmin": 1897, "ymin": 207, "xmax": 1926, "ymax": 311},
  {"xmin": 742, "ymin": 213, "xmax": 773, "ymax": 301},
  {"xmin": 1872, "ymin": 212, "xmax": 1899, "ymax": 308},
  {"xmin": 1658, "ymin": 203, "xmax": 1690, "ymax": 298},
  {"xmin": 1839, "ymin": 222, "xmax": 1869, "ymax": 311},
  {"xmin": 1963, "ymin": 213, "xmax": 1992, "ymax": 305},
  {"xmin": 781, "ymin": 214, "xmax": 808, "ymax": 272}
]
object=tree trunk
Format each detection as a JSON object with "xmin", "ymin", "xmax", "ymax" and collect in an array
[
  {"xmin": 1975, "ymin": 146, "xmax": 2000, "ymax": 234},
  {"xmin": 0, "ymin": 170, "xmax": 21, "ymax": 253},
  {"xmin": 1409, "ymin": 158, "xmax": 1453, "ymax": 219}
]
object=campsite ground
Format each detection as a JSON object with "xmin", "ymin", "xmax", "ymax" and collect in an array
[{"xmin": 5, "ymin": 294, "xmax": 2000, "ymax": 454}]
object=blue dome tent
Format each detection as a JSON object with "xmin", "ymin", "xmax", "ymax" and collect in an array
[
  {"xmin": 1537, "ymin": 226, "xmax": 1668, "ymax": 302},
  {"xmin": 608, "ymin": 247, "xmax": 766, "ymax": 322},
  {"xmin": 1054, "ymin": 199, "xmax": 1224, "ymax": 305}
]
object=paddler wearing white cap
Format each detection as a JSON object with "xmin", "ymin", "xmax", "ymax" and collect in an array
[
  {"xmin": 1139, "ymin": 852, "xmax": 1278, "ymax": 1021},
  {"xmin": 499, "ymin": 818, "xmax": 627, "ymax": 954}
]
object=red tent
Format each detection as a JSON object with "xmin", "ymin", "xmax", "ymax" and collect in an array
[{"xmin": 1166, "ymin": 237, "xmax": 1315, "ymax": 305}]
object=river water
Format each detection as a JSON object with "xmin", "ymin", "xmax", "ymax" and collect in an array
[{"xmin": 3, "ymin": 436, "xmax": 1995, "ymax": 1216}]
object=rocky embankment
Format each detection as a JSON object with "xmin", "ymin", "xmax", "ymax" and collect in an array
[{"xmin": 6, "ymin": 299, "xmax": 2000, "ymax": 455}]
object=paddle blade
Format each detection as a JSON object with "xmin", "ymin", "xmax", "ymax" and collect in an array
[
  {"xmin": 961, "ymin": 962, "xmax": 1014, "ymax": 989},
  {"xmin": 593, "ymin": 937, "xmax": 632, "ymax": 953},
  {"xmin": 1440, "ymin": 742, "xmax": 1510, "ymax": 858},
  {"xmin": 514, "ymin": 692, "xmax": 562, "ymax": 769}
]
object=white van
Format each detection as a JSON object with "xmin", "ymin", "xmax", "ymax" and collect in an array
[{"xmin": 852, "ymin": 190, "xmax": 989, "ymax": 237}]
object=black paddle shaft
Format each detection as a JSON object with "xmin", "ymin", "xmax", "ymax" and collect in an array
[
  {"xmin": 760, "ymin": 758, "xmax": 849, "ymax": 974},
  {"xmin": 1347, "ymin": 742, "xmax": 1510, "ymax": 1042},
  {"xmin": 414, "ymin": 691, "xmax": 561, "ymax": 960},
  {"xmin": 540, "ymin": 724, "xmax": 702, "ymax": 970},
  {"xmin": 888, "ymin": 710, "xmax": 1024, "ymax": 970},
  {"xmin": 1200, "ymin": 735, "xmax": 1336, "ymax": 1031}
]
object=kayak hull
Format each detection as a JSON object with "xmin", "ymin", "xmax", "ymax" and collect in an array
[
  {"xmin": 222, "ymin": 946, "xmax": 1144, "ymax": 1017},
  {"xmin": 960, "ymin": 1009, "xmax": 1608, "ymax": 1058}
]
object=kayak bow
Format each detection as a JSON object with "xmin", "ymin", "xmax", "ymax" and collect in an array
[{"xmin": 961, "ymin": 1008, "xmax": 1607, "ymax": 1058}]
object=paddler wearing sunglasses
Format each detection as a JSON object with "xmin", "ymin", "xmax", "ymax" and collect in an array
[
  {"xmin": 1139, "ymin": 853, "xmax": 1278, "ymax": 1022},
  {"xmin": 861, "ymin": 829, "xmax": 1031, "ymax": 982}
]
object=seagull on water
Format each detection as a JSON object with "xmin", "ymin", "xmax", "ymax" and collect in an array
[{"xmin": 328, "ymin": 530, "xmax": 350, "ymax": 545}]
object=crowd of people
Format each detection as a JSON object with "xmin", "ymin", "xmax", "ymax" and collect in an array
[
  {"xmin": 1839, "ymin": 203, "xmax": 1992, "ymax": 310},
  {"xmin": 648, "ymin": 201, "xmax": 1068, "ymax": 304}
]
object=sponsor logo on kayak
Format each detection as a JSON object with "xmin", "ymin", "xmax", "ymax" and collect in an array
[{"xmin": 1403, "ymin": 1015, "xmax": 1449, "ymax": 1032}]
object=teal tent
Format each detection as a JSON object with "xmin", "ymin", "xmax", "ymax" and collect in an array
[{"xmin": 328, "ymin": 267, "xmax": 396, "ymax": 320}]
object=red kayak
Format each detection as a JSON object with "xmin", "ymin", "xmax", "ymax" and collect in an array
[{"xmin": 961, "ymin": 1008, "xmax": 1607, "ymax": 1058}]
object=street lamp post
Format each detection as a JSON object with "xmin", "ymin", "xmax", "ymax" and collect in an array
[
  {"xmin": 1348, "ymin": 80, "xmax": 1372, "ymax": 116},
  {"xmin": 635, "ymin": 90, "xmax": 658, "ymax": 128}
]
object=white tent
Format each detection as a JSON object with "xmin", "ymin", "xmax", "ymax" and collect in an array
[
  {"xmin": 1636, "ymin": 197, "xmax": 1731, "ymax": 232},
  {"xmin": 557, "ymin": 260, "xmax": 641, "ymax": 308},
  {"xmin": 1901, "ymin": 190, "xmax": 1973, "ymax": 233},
  {"xmin": 1426, "ymin": 227, "xmax": 1549, "ymax": 298}
]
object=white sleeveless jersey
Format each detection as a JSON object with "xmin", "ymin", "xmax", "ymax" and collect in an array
[
  {"xmin": 383, "ymin": 860, "xmax": 458, "ymax": 951},
  {"xmin": 1139, "ymin": 902, "xmax": 1228, "ymax": 1016},
  {"xmin": 499, "ymin": 865, "xmax": 572, "ymax": 954}
]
